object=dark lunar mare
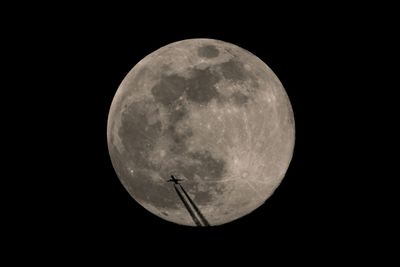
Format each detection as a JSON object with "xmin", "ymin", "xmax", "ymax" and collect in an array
[
  {"xmin": 197, "ymin": 45, "xmax": 220, "ymax": 58},
  {"xmin": 114, "ymin": 56, "xmax": 260, "ymax": 211},
  {"xmin": 116, "ymin": 101, "xmax": 179, "ymax": 209},
  {"xmin": 148, "ymin": 66, "xmax": 229, "ymax": 207}
]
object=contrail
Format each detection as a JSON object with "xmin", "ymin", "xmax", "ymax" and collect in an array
[
  {"xmin": 178, "ymin": 184, "xmax": 210, "ymax": 226},
  {"xmin": 167, "ymin": 175, "xmax": 210, "ymax": 227}
]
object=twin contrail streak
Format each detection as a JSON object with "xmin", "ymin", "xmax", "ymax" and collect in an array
[{"xmin": 168, "ymin": 175, "xmax": 210, "ymax": 227}]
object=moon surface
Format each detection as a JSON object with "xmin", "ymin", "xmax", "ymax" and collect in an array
[{"xmin": 107, "ymin": 39, "xmax": 295, "ymax": 226}]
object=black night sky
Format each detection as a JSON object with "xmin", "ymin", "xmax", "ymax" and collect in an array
[{"xmin": 8, "ymin": 5, "xmax": 385, "ymax": 262}]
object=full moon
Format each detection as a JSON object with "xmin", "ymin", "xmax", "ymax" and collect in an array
[{"xmin": 107, "ymin": 39, "xmax": 295, "ymax": 226}]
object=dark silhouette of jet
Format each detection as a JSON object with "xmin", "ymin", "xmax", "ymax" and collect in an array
[{"xmin": 167, "ymin": 175, "xmax": 183, "ymax": 184}]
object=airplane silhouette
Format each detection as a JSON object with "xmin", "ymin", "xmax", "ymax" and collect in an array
[{"xmin": 167, "ymin": 175, "xmax": 183, "ymax": 184}]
